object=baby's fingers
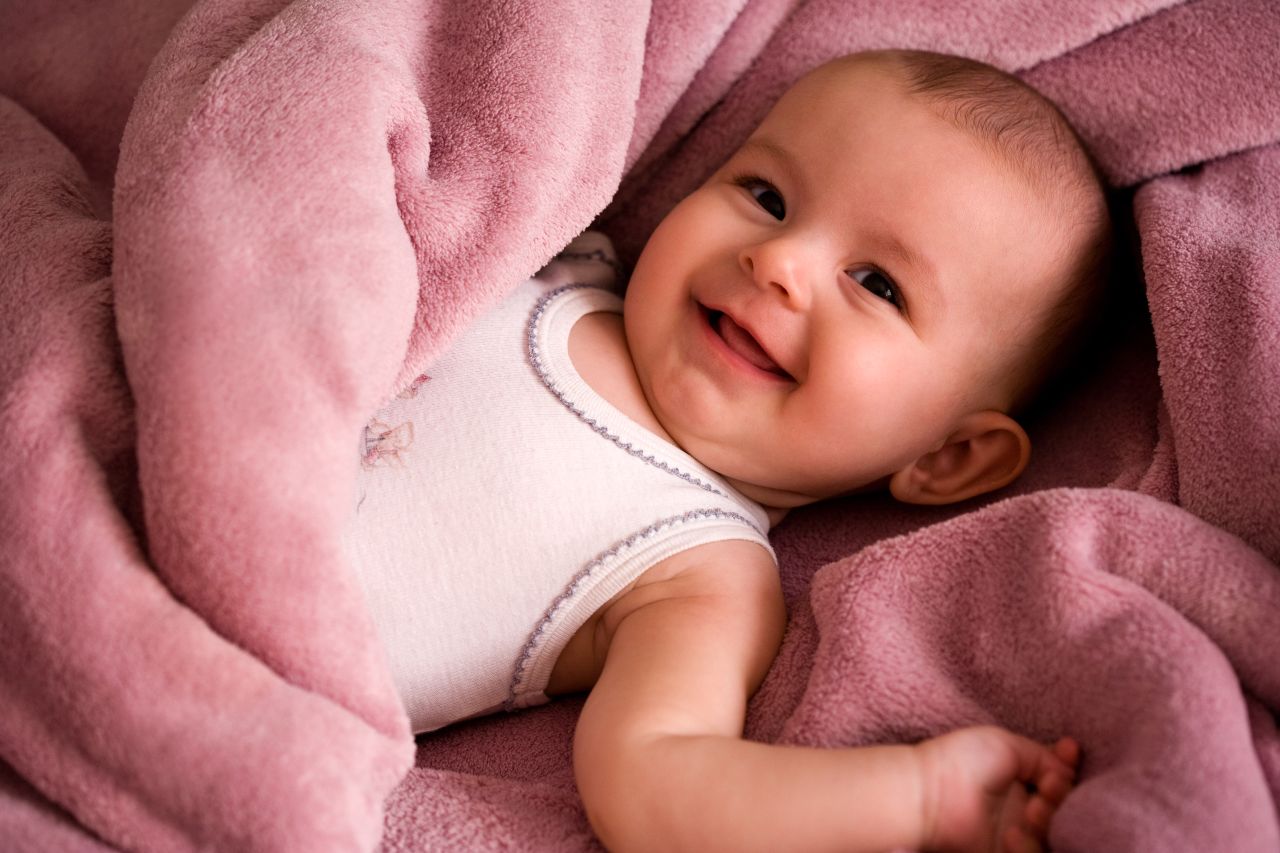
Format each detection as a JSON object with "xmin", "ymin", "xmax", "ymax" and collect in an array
[
  {"xmin": 1004, "ymin": 732, "xmax": 1075, "ymax": 786},
  {"xmin": 1021, "ymin": 782, "xmax": 1073, "ymax": 853},
  {"xmin": 1020, "ymin": 741, "xmax": 1081, "ymax": 851},
  {"xmin": 1053, "ymin": 736, "xmax": 1081, "ymax": 771},
  {"xmin": 1036, "ymin": 770, "xmax": 1073, "ymax": 806},
  {"xmin": 1034, "ymin": 738, "xmax": 1080, "ymax": 805}
]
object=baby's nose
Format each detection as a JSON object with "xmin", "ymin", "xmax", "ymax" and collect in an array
[{"xmin": 739, "ymin": 238, "xmax": 813, "ymax": 310}]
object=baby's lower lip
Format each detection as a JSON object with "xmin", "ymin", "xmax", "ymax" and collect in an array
[{"xmin": 698, "ymin": 304, "xmax": 793, "ymax": 381}]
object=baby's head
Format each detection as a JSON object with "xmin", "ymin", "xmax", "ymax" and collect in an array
[{"xmin": 623, "ymin": 49, "xmax": 1113, "ymax": 511}]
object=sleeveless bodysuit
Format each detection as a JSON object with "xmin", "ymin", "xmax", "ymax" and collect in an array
[{"xmin": 345, "ymin": 242, "xmax": 773, "ymax": 733}]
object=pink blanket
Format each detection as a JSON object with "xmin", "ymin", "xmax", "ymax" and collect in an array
[{"xmin": 1, "ymin": 0, "xmax": 1277, "ymax": 850}]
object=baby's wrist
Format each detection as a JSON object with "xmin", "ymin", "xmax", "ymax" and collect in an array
[
  {"xmin": 908, "ymin": 741, "xmax": 939, "ymax": 851},
  {"xmin": 830, "ymin": 742, "xmax": 936, "ymax": 852}
]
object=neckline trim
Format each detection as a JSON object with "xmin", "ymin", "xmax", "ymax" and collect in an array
[{"xmin": 527, "ymin": 284, "xmax": 759, "ymax": 503}]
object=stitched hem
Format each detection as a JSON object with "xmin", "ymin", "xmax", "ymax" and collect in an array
[
  {"xmin": 526, "ymin": 284, "xmax": 725, "ymax": 496},
  {"xmin": 505, "ymin": 507, "xmax": 767, "ymax": 708}
]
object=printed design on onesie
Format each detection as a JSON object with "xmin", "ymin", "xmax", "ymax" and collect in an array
[
  {"xmin": 360, "ymin": 374, "xmax": 429, "ymax": 469},
  {"xmin": 361, "ymin": 419, "xmax": 414, "ymax": 468},
  {"xmin": 396, "ymin": 373, "xmax": 431, "ymax": 399}
]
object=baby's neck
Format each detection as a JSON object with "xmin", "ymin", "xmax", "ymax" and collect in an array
[
  {"xmin": 567, "ymin": 309, "xmax": 788, "ymax": 528},
  {"xmin": 567, "ymin": 309, "xmax": 678, "ymax": 445}
]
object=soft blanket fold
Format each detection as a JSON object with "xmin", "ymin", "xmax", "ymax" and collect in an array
[{"xmin": 1, "ymin": 0, "xmax": 1277, "ymax": 850}]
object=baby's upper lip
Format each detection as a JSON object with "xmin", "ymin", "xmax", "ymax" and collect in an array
[{"xmin": 700, "ymin": 301, "xmax": 795, "ymax": 381}]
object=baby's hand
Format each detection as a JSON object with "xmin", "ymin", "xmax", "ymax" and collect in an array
[{"xmin": 915, "ymin": 726, "xmax": 1080, "ymax": 853}]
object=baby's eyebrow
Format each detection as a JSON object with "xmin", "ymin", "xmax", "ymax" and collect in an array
[
  {"xmin": 867, "ymin": 232, "xmax": 940, "ymax": 307},
  {"xmin": 737, "ymin": 137, "xmax": 805, "ymax": 188}
]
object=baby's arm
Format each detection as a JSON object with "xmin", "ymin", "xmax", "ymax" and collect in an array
[{"xmin": 573, "ymin": 540, "xmax": 1077, "ymax": 852}]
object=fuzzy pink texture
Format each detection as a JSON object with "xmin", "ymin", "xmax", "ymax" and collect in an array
[
  {"xmin": 1, "ymin": 0, "xmax": 646, "ymax": 848},
  {"xmin": 1, "ymin": 1, "xmax": 1278, "ymax": 851}
]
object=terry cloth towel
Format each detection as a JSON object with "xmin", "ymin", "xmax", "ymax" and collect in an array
[{"xmin": 1, "ymin": 0, "xmax": 1277, "ymax": 849}]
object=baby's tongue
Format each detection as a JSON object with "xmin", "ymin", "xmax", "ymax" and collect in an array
[{"xmin": 716, "ymin": 313, "xmax": 781, "ymax": 373}]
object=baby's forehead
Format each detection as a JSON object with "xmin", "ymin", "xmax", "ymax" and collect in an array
[{"xmin": 785, "ymin": 53, "xmax": 1093, "ymax": 207}]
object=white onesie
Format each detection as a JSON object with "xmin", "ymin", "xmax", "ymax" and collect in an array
[{"xmin": 345, "ymin": 235, "xmax": 774, "ymax": 733}]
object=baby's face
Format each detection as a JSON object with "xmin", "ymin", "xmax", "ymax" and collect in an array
[{"xmin": 623, "ymin": 59, "xmax": 1066, "ymax": 508}]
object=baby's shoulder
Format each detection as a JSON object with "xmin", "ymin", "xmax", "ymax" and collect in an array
[
  {"xmin": 598, "ymin": 538, "xmax": 782, "ymax": 635},
  {"xmin": 666, "ymin": 538, "xmax": 780, "ymax": 597}
]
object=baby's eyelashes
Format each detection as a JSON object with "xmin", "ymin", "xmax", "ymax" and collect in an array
[
  {"xmin": 848, "ymin": 267, "xmax": 902, "ymax": 308},
  {"xmin": 732, "ymin": 173, "xmax": 786, "ymax": 220}
]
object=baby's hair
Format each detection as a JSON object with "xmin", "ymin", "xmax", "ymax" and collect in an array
[{"xmin": 854, "ymin": 49, "xmax": 1116, "ymax": 415}]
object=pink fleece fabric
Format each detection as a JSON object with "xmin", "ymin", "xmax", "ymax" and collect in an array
[{"xmin": 1, "ymin": 0, "xmax": 1277, "ymax": 850}]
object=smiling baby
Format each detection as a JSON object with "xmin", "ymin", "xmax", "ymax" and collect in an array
[{"xmin": 347, "ymin": 48, "xmax": 1112, "ymax": 852}]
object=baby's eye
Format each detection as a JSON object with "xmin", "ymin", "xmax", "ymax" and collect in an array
[
  {"xmin": 732, "ymin": 174, "xmax": 786, "ymax": 220},
  {"xmin": 849, "ymin": 267, "xmax": 901, "ymax": 308}
]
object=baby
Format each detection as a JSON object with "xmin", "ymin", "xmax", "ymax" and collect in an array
[{"xmin": 348, "ymin": 49, "xmax": 1112, "ymax": 852}]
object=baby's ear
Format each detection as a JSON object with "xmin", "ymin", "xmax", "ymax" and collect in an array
[{"xmin": 888, "ymin": 411, "xmax": 1030, "ymax": 506}]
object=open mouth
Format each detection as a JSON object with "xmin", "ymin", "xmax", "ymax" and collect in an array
[{"xmin": 703, "ymin": 307, "xmax": 793, "ymax": 380}]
